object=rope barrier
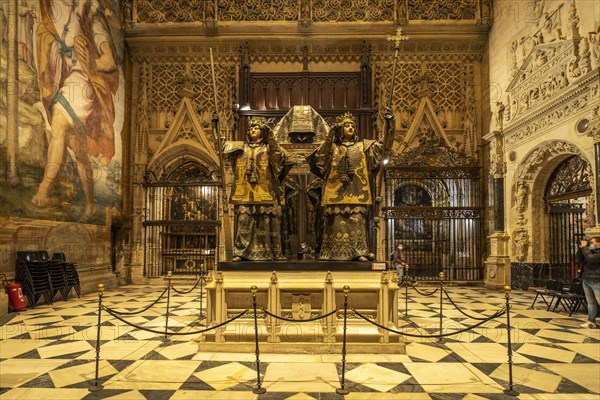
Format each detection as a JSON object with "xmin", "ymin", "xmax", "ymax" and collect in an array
[
  {"xmin": 352, "ymin": 308, "xmax": 505, "ymax": 339},
  {"xmin": 409, "ymin": 282, "xmax": 439, "ymax": 297},
  {"xmin": 89, "ymin": 281, "xmax": 517, "ymax": 396},
  {"xmin": 103, "ymin": 288, "xmax": 169, "ymax": 315},
  {"xmin": 443, "ymin": 288, "xmax": 501, "ymax": 321},
  {"xmin": 102, "ymin": 306, "xmax": 249, "ymax": 336},
  {"xmin": 261, "ymin": 307, "xmax": 339, "ymax": 322},
  {"xmin": 171, "ymin": 278, "xmax": 202, "ymax": 294}
]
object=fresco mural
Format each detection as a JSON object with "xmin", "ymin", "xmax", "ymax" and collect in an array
[{"xmin": 0, "ymin": 0, "xmax": 123, "ymax": 224}]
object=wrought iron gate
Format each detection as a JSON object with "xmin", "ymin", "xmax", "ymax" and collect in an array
[
  {"xmin": 545, "ymin": 155, "xmax": 593, "ymax": 282},
  {"xmin": 143, "ymin": 164, "xmax": 221, "ymax": 277},
  {"xmin": 384, "ymin": 167, "xmax": 483, "ymax": 280},
  {"xmin": 546, "ymin": 203, "xmax": 585, "ymax": 282}
]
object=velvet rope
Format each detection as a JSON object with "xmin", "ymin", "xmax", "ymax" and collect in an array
[
  {"xmin": 102, "ymin": 306, "xmax": 249, "ymax": 335},
  {"xmin": 352, "ymin": 308, "xmax": 505, "ymax": 338},
  {"xmin": 102, "ymin": 288, "xmax": 168, "ymax": 315}
]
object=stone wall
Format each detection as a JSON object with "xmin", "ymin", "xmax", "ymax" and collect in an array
[{"xmin": 486, "ymin": 0, "xmax": 600, "ymax": 288}]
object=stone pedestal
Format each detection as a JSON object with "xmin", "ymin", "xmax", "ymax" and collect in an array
[
  {"xmin": 199, "ymin": 267, "xmax": 404, "ymax": 353},
  {"xmin": 484, "ymin": 232, "xmax": 511, "ymax": 289},
  {"xmin": 0, "ymin": 291, "xmax": 9, "ymax": 319}
]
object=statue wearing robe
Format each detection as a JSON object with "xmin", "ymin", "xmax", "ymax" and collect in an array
[
  {"xmin": 224, "ymin": 118, "xmax": 293, "ymax": 261},
  {"xmin": 307, "ymin": 112, "xmax": 389, "ymax": 261}
]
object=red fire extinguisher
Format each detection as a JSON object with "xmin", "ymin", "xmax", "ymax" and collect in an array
[{"xmin": 0, "ymin": 274, "xmax": 27, "ymax": 311}]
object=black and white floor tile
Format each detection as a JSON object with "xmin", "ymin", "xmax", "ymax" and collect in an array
[{"xmin": 1, "ymin": 284, "xmax": 598, "ymax": 399}]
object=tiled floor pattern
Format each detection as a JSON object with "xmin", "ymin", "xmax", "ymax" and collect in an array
[{"xmin": 0, "ymin": 284, "xmax": 598, "ymax": 399}]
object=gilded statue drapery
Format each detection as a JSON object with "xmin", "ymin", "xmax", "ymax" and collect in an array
[
  {"xmin": 307, "ymin": 113, "xmax": 387, "ymax": 261},
  {"xmin": 224, "ymin": 119, "xmax": 293, "ymax": 261}
]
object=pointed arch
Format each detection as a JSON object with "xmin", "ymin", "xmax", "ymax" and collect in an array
[
  {"xmin": 148, "ymin": 97, "xmax": 220, "ymax": 178},
  {"xmin": 395, "ymin": 97, "xmax": 454, "ymax": 155}
]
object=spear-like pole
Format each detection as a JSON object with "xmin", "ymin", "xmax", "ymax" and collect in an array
[
  {"xmin": 376, "ymin": 27, "xmax": 409, "ymax": 201},
  {"xmin": 374, "ymin": 27, "xmax": 409, "ymax": 260},
  {"xmin": 210, "ymin": 48, "xmax": 226, "ymax": 193},
  {"xmin": 210, "ymin": 48, "xmax": 227, "ymax": 265}
]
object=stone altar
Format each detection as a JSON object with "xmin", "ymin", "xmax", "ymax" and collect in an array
[{"xmin": 198, "ymin": 264, "xmax": 404, "ymax": 353}]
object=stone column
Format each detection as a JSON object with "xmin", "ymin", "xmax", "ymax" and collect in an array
[
  {"xmin": 378, "ymin": 271, "xmax": 390, "ymax": 343},
  {"xmin": 322, "ymin": 271, "xmax": 336, "ymax": 343},
  {"xmin": 493, "ymin": 177, "xmax": 505, "ymax": 231},
  {"xmin": 483, "ymin": 131, "xmax": 511, "ymax": 289},
  {"xmin": 267, "ymin": 271, "xmax": 281, "ymax": 342}
]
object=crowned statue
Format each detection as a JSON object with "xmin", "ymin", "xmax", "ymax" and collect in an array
[
  {"xmin": 306, "ymin": 111, "xmax": 394, "ymax": 261},
  {"xmin": 223, "ymin": 117, "xmax": 294, "ymax": 261}
]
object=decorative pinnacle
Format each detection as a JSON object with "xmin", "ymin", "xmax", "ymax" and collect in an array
[
  {"xmin": 386, "ymin": 26, "xmax": 410, "ymax": 49},
  {"xmin": 439, "ymin": 271, "xmax": 445, "ymax": 279},
  {"xmin": 97, "ymin": 284, "xmax": 105, "ymax": 293},
  {"xmin": 250, "ymin": 285, "xmax": 258, "ymax": 294},
  {"xmin": 167, "ymin": 271, "xmax": 173, "ymax": 278},
  {"xmin": 343, "ymin": 285, "xmax": 350, "ymax": 294},
  {"xmin": 503, "ymin": 285, "xmax": 511, "ymax": 293}
]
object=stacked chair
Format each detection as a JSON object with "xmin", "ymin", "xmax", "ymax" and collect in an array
[
  {"xmin": 15, "ymin": 251, "xmax": 54, "ymax": 307},
  {"xmin": 38, "ymin": 251, "xmax": 69, "ymax": 302},
  {"xmin": 15, "ymin": 251, "xmax": 81, "ymax": 308},
  {"xmin": 53, "ymin": 252, "xmax": 81, "ymax": 298}
]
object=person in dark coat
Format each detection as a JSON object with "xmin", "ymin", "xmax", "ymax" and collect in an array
[{"xmin": 575, "ymin": 237, "xmax": 600, "ymax": 328}]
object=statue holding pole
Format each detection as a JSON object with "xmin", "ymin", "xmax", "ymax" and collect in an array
[
  {"xmin": 306, "ymin": 111, "xmax": 394, "ymax": 261},
  {"xmin": 223, "ymin": 117, "xmax": 294, "ymax": 261}
]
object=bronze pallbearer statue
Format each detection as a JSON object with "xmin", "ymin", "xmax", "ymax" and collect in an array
[
  {"xmin": 224, "ymin": 117, "xmax": 293, "ymax": 261},
  {"xmin": 307, "ymin": 111, "xmax": 394, "ymax": 261}
]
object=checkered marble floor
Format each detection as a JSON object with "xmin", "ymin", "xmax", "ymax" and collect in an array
[{"xmin": 1, "ymin": 283, "xmax": 598, "ymax": 400}]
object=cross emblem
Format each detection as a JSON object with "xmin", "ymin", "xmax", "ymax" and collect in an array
[{"xmin": 386, "ymin": 27, "xmax": 410, "ymax": 49}]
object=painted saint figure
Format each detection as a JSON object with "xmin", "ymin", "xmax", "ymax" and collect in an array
[
  {"xmin": 224, "ymin": 117, "xmax": 293, "ymax": 261},
  {"xmin": 307, "ymin": 111, "xmax": 394, "ymax": 261},
  {"xmin": 33, "ymin": 0, "xmax": 119, "ymax": 216}
]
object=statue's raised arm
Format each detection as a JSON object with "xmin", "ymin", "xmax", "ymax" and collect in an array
[{"xmin": 306, "ymin": 112, "xmax": 384, "ymax": 262}]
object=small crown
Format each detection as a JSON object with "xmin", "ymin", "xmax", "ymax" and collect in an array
[
  {"xmin": 335, "ymin": 112, "xmax": 356, "ymax": 124},
  {"xmin": 249, "ymin": 116, "xmax": 267, "ymax": 127}
]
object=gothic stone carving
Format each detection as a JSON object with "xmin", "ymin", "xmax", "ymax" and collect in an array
[
  {"xmin": 513, "ymin": 229, "xmax": 529, "ymax": 262},
  {"xmin": 134, "ymin": 0, "xmax": 482, "ymax": 24},
  {"xmin": 518, "ymin": 140, "xmax": 584, "ymax": 181}
]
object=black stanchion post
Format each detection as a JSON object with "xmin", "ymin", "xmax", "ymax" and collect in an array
[
  {"xmin": 336, "ymin": 285, "xmax": 350, "ymax": 395},
  {"xmin": 503, "ymin": 285, "xmax": 519, "ymax": 397},
  {"xmin": 404, "ymin": 265, "xmax": 409, "ymax": 319},
  {"xmin": 438, "ymin": 271, "xmax": 444, "ymax": 343},
  {"xmin": 164, "ymin": 270, "xmax": 172, "ymax": 342},
  {"xmin": 89, "ymin": 284, "xmax": 105, "ymax": 392},
  {"xmin": 251, "ymin": 285, "xmax": 266, "ymax": 394},
  {"xmin": 199, "ymin": 266, "xmax": 204, "ymax": 319}
]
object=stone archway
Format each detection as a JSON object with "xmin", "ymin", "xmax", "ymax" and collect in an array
[
  {"xmin": 544, "ymin": 155, "xmax": 593, "ymax": 282},
  {"xmin": 510, "ymin": 140, "xmax": 594, "ymax": 290}
]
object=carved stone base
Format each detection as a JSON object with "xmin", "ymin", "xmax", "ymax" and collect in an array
[
  {"xmin": 200, "ymin": 269, "xmax": 402, "ymax": 352},
  {"xmin": 0, "ymin": 291, "xmax": 9, "ymax": 319},
  {"xmin": 484, "ymin": 232, "xmax": 511, "ymax": 289}
]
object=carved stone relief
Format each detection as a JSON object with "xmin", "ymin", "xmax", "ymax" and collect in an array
[
  {"xmin": 487, "ymin": 131, "xmax": 506, "ymax": 178},
  {"xmin": 134, "ymin": 0, "xmax": 482, "ymax": 24},
  {"xmin": 514, "ymin": 181, "xmax": 530, "ymax": 225},
  {"xmin": 513, "ymin": 228, "xmax": 530, "ymax": 262},
  {"xmin": 504, "ymin": 0, "xmax": 600, "ymax": 147},
  {"xmin": 518, "ymin": 140, "xmax": 584, "ymax": 181}
]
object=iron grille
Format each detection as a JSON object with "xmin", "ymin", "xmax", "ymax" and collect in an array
[
  {"xmin": 143, "ymin": 184, "xmax": 220, "ymax": 277},
  {"xmin": 383, "ymin": 167, "xmax": 483, "ymax": 280}
]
